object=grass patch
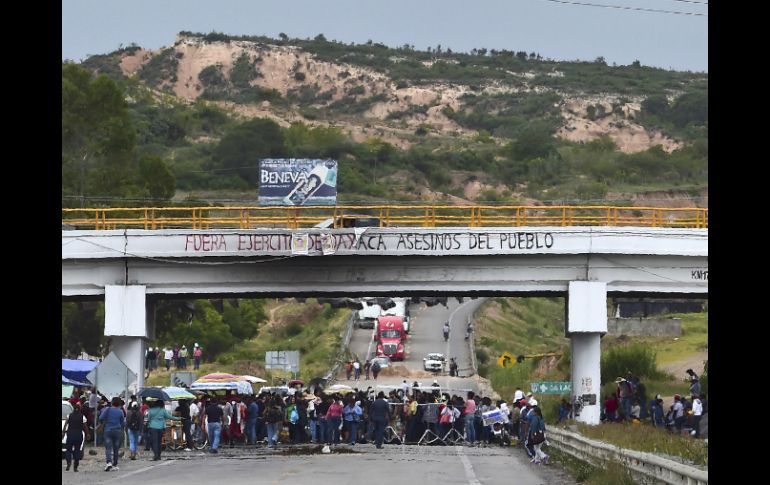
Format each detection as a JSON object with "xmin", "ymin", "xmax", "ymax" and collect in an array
[
  {"xmin": 572, "ymin": 422, "xmax": 708, "ymax": 466},
  {"xmin": 602, "ymin": 312, "xmax": 708, "ymax": 367}
]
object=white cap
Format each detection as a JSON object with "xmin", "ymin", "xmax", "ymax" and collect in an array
[
  {"xmin": 195, "ymin": 343, "xmax": 199, "ymax": 347},
  {"xmin": 528, "ymin": 398, "xmax": 538, "ymax": 407}
]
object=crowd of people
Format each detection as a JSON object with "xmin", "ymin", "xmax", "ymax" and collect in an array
[
  {"xmin": 144, "ymin": 344, "xmax": 204, "ymax": 373},
  {"xmin": 600, "ymin": 370, "xmax": 707, "ymax": 438},
  {"xmin": 63, "ymin": 383, "xmax": 553, "ymax": 471}
]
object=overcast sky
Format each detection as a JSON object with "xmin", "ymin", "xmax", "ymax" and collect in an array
[{"xmin": 62, "ymin": 0, "xmax": 708, "ymax": 72}]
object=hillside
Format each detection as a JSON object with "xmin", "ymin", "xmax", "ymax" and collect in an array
[{"xmin": 66, "ymin": 32, "xmax": 708, "ymax": 206}]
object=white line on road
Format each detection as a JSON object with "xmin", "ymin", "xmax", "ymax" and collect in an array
[
  {"xmin": 455, "ymin": 446, "xmax": 483, "ymax": 485},
  {"xmin": 109, "ymin": 459, "xmax": 175, "ymax": 481}
]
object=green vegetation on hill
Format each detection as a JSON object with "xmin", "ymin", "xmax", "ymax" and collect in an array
[{"xmin": 64, "ymin": 32, "xmax": 707, "ymax": 206}]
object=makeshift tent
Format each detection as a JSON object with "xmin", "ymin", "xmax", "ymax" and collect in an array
[
  {"xmin": 62, "ymin": 374, "xmax": 91, "ymax": 387},
  {"xmin": 62, "ymin": 359, "xmax": 98, "ymax": 385},
  {"xmin": 62, "ymin": 384, "xmax": 74, "ymax": 399}
]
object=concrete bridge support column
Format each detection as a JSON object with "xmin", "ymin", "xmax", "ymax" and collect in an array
[
  {"xmin": 104, "ymin": 285, "xmax": 149, "ymax": 391},
  {"xmin": 567, "ymin": 281, "xmax": 607, "ymax": 425}
]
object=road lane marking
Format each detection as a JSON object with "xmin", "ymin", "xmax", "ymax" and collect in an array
[
  {"xmin": 455, "ymin": 445, "xmax": 483, "ymax": 485},
  {"xmin": 109, "ymin": 458, "xmax": 175, "ymax": 480}
]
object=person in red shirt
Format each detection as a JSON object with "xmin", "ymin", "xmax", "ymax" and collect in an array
[{"xmin": 604, "ymin": 395, "xmax": 619, "ymax": 422}]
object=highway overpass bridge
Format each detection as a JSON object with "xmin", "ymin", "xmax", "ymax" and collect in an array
[{"xmin": 62, "ymin": 205, "xmax": 707, "ymax": 424}]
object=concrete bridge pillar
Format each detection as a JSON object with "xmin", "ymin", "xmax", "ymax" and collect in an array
[
  {"xmin": 104, "ymin": 285, "xmax": 150, "ymax": 392},
  {"xmin": 567, "ymin": 281, "xmax": 607, "ymax": 425}
]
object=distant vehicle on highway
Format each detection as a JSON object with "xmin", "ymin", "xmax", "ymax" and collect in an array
[
  {"xmin": 423, "ymin": 353, "xmax": 446, "ymax": 372},
  {"xmin": 356, "ymin": 300, "xmax": 381, "ymax": 329},
  {"xmin": 314, "ymin": 215, "xmax": 388, "ymax": 229}
]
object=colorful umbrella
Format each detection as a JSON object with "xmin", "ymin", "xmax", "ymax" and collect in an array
[
  {"xmin": 163, "ymin": 387, "xmax": 196, "ymax": 400},
  {"xmin": 288, "ymin": 379, "xmax": 305, "ymax": 387},
  {"xmin": 241, "ymin": 375, "xmax": 268, "ymax": 384},
  {"xmin": 197, "ymin": 373, "xmax": 241, "ymax": 381},
  {"xmin": 138, "ymin": 387, "xmax": 171, "ymax": 401},
  {"xmin": 190, "ymin": 380, "xmax": 253, "ymax": 395}
]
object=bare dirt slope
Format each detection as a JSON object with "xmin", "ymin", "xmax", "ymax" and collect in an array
[{"xmin": 119, "ymin": 35, "xmax": 678, "ymax": 154}]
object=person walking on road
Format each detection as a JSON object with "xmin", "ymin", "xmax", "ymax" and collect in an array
[
  {"xmin": 371, "ymin": 360, "xmax": 381, "ymax": 380},
  {"xmin": 353, "ymin": 360, "xmax": 361, "ymax": 381},
  {"xmin": 99, "ymin": 397, "xmax": 126, "ymax": 471},
  {"xmin": 364, "ymin": 359, "xmax": 371, "ymax": 380},
  {"xmin": 125, "ymin": 401, "xmax": 143, "ymax": 460},
  {"xmin": 63, "ymin": 402, "xmax": 89, "ymax": 472},
  {"xmin": 370, "ymin": 391, "xmax": 391, "ymax": 449},
  {"xmin": 147, "ymin": 399, "xmax": 181, "ymax": 461},
  {"xmin": 529, "ymin": 407, "xmax": 549, "ymax": 465}
]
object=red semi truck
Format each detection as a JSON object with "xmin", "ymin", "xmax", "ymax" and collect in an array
[{"xmin": 374, "ymin": 316, "xmax": 406, "ymax": 361}]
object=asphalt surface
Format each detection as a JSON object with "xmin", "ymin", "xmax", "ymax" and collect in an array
[
  {"xmin": 62, "ymin": 442, "xmax": 577, "ymax": 485},
  {"xmin": 343, "ymin": 298, "xmax": 486, "ymax": 394}
]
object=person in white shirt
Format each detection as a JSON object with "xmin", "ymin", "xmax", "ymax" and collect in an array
[
  {"xmin": 164, "ymin": 348, "xmax": 174, "ymax": 370},
  {"xmin": 353, "ymin": 361, "xmax": 361, "ymax": 380},
  {"xmin": 691, "ymin": 395, "xmax": 703, "ymax": 438},
  {"xmin": 672, "ymin": 395, "xmax": 685, "ymax": 433},
  {"xmin": 401, "ymin": 380, "xmax": 410, "ymax": 398}
]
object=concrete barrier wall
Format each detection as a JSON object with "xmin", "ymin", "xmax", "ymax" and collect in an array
[{"xmin": 607, "ymin": 317, "xmax": 681, "ymax": 336}]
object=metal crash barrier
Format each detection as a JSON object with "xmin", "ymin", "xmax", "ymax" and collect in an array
[{"xmin": 547, "ymin": 427, "xmax": 708, "ymax": 485}]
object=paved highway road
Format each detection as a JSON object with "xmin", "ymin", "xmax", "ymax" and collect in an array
[
  {"xmin": 343, "ymin": 298, "xmax": 486, "ymax": 394},
  {"xmin": 62, "ymin": 443, "xmax": 577, "ymax": 485}
]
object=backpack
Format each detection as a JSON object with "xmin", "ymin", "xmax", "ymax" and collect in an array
[
  {"xmin": 372, "ymin": 362, "xmax": 381, "ymax": 372},
  {"xmin": 127, "ymin": 409, "xmax": 141, "ymax": 430},
  {"xmin": 290, "ymin": 408, "xmax": 299, "ymax": 424}
]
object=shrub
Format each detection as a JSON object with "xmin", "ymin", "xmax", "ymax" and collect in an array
[{"xmin": 600, "ymin": 342, "xmax": 665, "ymax": 385}]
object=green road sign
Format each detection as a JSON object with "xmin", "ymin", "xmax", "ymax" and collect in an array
[{"xmin": 530, "ymin": 381, "xmax": 572, "ymax": 395}]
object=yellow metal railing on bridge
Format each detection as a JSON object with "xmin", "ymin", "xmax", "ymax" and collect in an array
[{"xmin": 61, "ymin": 205, "xmax": 709, "ymax": 230}]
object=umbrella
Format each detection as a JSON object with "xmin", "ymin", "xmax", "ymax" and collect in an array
[
  {"xmin": 197, "ymin": 373, "xmax": 241, "ymax": 382},
  {"xmin": 327, "ymin": 384, "xmax": 354, "ymax": 394},
  {"xmin": 288, "ymin": 379, "xmax": 305, "ymax": 387},
  {"xmin": 190, "ymin": 380, "xmax": 253, "ymax": 395},
  {"xmin": 163, "ymin": 387, "xmax": 196, "ymax": 400},
  {"xmin": 137, "ymin": 387, "xmax": 172, "ymax": 401},
  {"xmin": 241, "ymin": 375, "xmax": 267, "ymax": 384}
]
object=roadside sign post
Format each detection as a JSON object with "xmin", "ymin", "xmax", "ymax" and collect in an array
[
  {"xmin": 87, "ymin": 352, "xmax": 137, "ymax": 445},
  {"xmin": 530, "ymin": 381, "xmax": 572, "ymax": 395}
]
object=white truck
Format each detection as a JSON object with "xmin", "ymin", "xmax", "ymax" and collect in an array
[
  {"xmin": 356, "ymin": 301, "xmax": 382, "ymax": 329},
  {"xmin": 382, "ymin": 297, "xmax": 410, "ymax": 333}
]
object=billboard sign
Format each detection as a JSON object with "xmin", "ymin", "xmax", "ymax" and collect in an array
[
  {"xmin": 265, "ymin": 350, "xmax": 300, "ymax": 373},
  {"xmin": 259, "ymin": 158, "xmax": 337, "ymax": 206}
]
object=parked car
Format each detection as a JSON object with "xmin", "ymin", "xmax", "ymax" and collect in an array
[
  {"xmin": 423, "ymin": 353, "xmax": 446, "ymax": 372},
  {"xmin": 62, "ymin": 400, "xmax": 74, "ymax": 456},
  {"xmin": 370, "ymin": 356, "xmax": 391, "ymax": 369}
]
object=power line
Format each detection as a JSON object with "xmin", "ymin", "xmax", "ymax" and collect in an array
[
  {"xmin": 536, "ymin": 0, "xmax": 707, "ymax": 16},
  {"xmin": 666, "ymin": 0, "xmax": 707, "ymax": 4}
]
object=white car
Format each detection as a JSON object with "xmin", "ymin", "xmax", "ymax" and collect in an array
[{"xmin": 423, "ymin": 353, "xmax": 446, "ymax": 372}]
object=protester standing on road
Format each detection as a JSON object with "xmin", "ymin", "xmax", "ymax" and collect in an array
[
  {"xmin": 147, "ymin": 399, "xmax": 181, "ymax": 461},
  {"xmin": 63, "ymin": 402, "xmax": 89, "ymax": 472},
  {"xmin": 164, "ymin": 348, "xmax": 173, "ymax": 370},
  {"xmin": 265, "ymin": 397, "xmax": 284, "ymax": 449},
  {"xmin": 370, "ymin": 391, "xmax": 391, "ymax": 449},
  {"xmin": 205, "ymin": 398, "xmax": 224, "ymax": 453},
  {"xmin": 529, "ymin": 407, "xmax": 549, "ymax": 465},
  {"xmin": 327, "ymin": 395, "xmax": 344, "ymax": 445},
  {"xmin": 353, "ymin": 360, "xmax": 361, "ymax": 381},
  {"xmin": 176, "ymin": 399, "xmax": 193, "ymax": 451},
  {"xmin": 343, "ymin": 396, "xmax": 363, "ymax": 445},
  {"xmin": 371, "ymin": 360, "xmax": 381, "ymax": 380},
  {"xmin": 364, "ymin": 359, "xmax": 371, "ymax": 380},
  {"xmin": 125, "ymin": 401, "xmax": 143, "ymax": 460},
  {"xmin": 345, "ymin": 361, "xmax": 353, "ymax": 380},
  {"xmin": 246, "ymin": 396, "xmax": 259, "ymax": 445},
  {"xmin": 193, "ymin": 344, "xmax": 202, "ymax": 370},
  {"xmin": 464, "ymin": 391, "xmax": 477, "ymax": 444},
  {"xmin": 99, "ymin": 397, "xmax": 126, "ymax": 471}
]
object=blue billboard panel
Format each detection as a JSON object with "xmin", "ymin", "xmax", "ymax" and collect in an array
[{"xmin": 259, "ymin": 159, "xmax": 338, "ymax": 206}]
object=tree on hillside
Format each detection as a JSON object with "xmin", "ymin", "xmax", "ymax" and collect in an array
[
  {"xmin": 213, "ymin": 118, "xmax": 287, "ymax": 184},
  {"xmin": 641, "ymin": 95, "xmax": 669, "ymax": 117},
  {"xmin": 139, "ymin": 155, "xmax": 176, "ymax": 200},
  {"xmin": 668, "ymin": 91, "xmax": 708, "ymax": 128},
  {"xmin": 62, "ymin": 63, "xmax": 136, "ymax": 204}
]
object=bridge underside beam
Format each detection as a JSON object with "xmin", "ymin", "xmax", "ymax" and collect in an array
[{"xmin": 63, "ymin": 255, "xmax": 707, "ymax": 297}]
